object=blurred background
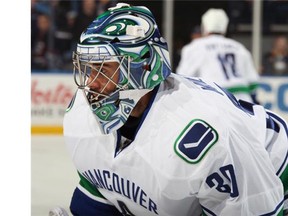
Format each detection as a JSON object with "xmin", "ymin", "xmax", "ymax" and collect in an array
[{"xmin": 31, "ymin": 0, "xmax": 288, "ymax": 215}]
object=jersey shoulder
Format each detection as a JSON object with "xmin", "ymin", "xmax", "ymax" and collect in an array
[
  {"xmin": 63, "ymin": 89, "xmax": 105, "ymax": 137},
  {"xmin": 181, "ymin": 37, "xmax": 206, "ymax": 53},
  {"xmin": 140, "ymin": 74, "xmax": 231, "ymax": 166}
]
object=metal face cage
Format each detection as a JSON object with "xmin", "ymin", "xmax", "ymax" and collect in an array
[{"xmin": 72, "ymin": 51, "xmax": 131, "ymax": 108}]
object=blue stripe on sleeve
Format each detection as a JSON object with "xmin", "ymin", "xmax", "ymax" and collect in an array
[
  {"xmin": 276, "ymin": 151, "xmax": 288, "ymax": 176},
  {"xmin": 266, "ymin": 116, "xmax": 280, "ymax": 133},
  {"xmin": 267, "ymin": 111, "xmax": 288, "ymax": 136},
  {"xmin": 70, "ymin": 187, "xmax": 123, "ymax": 216},
  {"xmin": 201, "ymin": 205, "xmax": 217, "ymax": 216},
  {"xmin": 259, "ymin": 199, "xmax": 284, "ymax": 216},
  {"xmin": 201, "ymin": 199, "xmax": 283, "ymax": 216}
]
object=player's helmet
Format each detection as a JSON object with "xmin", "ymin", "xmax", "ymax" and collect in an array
[
  {"xmin": 72, "ymin": 3, "xmax": 171, "ymax": 134},
  {"xmin": 201, "ymin": 8, "xmax": 229, "ymax": 35}
]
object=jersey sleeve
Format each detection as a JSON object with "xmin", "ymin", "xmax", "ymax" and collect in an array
[
  {"xmin": 265, "ymin": 109, "xmax": 288, "ymax": 211},
  {"xmin": 70, "ymin": 172, "xmax": 122, "ymax": 216},
  {"xmin": 176, "ymin": 41, "xmax": 204, "ymax": 77},
  {"xmin": 194, "ymin": 129, "xmax": 284, "ymax": 216}
]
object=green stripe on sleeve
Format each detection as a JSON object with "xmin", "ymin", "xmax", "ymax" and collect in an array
[
  {"xmin": 227, "ymin": 86, "xmax": 250, "ymax": 94},
  {"xmin": 226, "ymin": 83, "xmax": 259, "ymax": 94},
  {"xmin": 78, "ymin": 171, "xmax": 106, "ymax": 199},
  {"xmin": 280, "ymin": 165, "xmax": 288, "ymax": 193},
  {"xmin": 249, "ymin": 83, "xmax": 259, "ymax": 92}
]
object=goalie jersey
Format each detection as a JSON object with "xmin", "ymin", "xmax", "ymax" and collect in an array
[{"xmin": 64, "ymin": 73, "xmax": 288, "ymax": 216}]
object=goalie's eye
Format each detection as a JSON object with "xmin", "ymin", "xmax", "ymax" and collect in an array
[{"xmin": 89, "ymin": 64, "xmax": 110, "ymax": 75}]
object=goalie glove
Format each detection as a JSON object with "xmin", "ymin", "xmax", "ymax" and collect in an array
[{"xmin": 49, "ymin": 206, "xmax": 69, "ymax": 216}]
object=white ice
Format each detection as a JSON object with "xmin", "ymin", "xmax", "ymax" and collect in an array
[{"xmin": 31, "ymin": 135, "xmax": 78, "ymax": 216}]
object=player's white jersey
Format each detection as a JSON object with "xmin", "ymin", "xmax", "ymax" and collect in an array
[
  {"xmin": 64, "ymin": 73, "xmax": 287, "ymax": 216},
  {"xmin": 176, "ymin": 35, "xmax": 259, "ymax": 102}
]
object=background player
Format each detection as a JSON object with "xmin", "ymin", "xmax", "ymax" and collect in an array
[
  {"xmin": 176, "ymin": 8, "xmax": 260, "ymax": 103},
  {"xmin": 63, "ymin": 3, "xmax": 288, "ymax": 215}
]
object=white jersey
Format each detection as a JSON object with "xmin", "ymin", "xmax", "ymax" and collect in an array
[
  {"xmin": 64, "ymin": 73, "xmax": 287, "ymax": 216},
  {"xmin": 176, "ymin": 35, "xmax": 259, "ymax": 102}
]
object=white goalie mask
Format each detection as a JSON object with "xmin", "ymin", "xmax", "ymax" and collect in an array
[{"xmin": 71, "ymin": 3, "xmax": 172, "ymax": 134}]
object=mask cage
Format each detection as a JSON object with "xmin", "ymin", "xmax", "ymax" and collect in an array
[{"xmin": 72, "ymin": 52, "xmax": 131, "ymax": 108}]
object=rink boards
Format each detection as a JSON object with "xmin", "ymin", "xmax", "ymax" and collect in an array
[{"xmin": 31, "ymin": 73, "xmax": 288, "ymax": 135}]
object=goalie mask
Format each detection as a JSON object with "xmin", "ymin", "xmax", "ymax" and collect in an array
[{"xmin": 72, "ymin": 3, "xmax": 171, "ymax": 134}]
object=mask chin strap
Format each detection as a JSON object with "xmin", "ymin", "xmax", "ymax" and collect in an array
[{"xmin": 119, "ymin": 89, "xmax": 152, "ymax": 102}]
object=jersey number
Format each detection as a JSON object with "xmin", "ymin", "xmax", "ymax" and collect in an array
[
  {"xmin": 217, "ymin": 53, "xmax": 239, "ymax": 79},
  {"xmin": 206, "ymin": 164, "xmax": 239, "ymax": 198}
]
